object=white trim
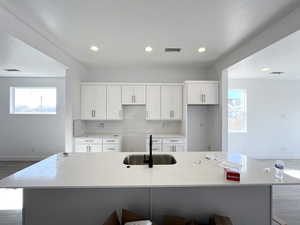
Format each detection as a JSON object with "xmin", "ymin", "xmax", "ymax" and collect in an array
[{"xmin": 81, "ymin": 82, "xmax": 184, "ymax": 86}]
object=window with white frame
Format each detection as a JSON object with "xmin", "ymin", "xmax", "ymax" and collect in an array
[
  {"xmin": 10, "ymin": 87, "xmax": 57, "ymax": 114},
  {"xmin": 228, "ymin": 89, "xmax": 247, "ymax": 132}
]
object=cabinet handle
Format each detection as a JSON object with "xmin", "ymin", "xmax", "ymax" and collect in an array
[
  {"xmin": 91, "ymin": 110, "xmax": 94, "ymax": 117},
  {"xmin": 133, "ymin": 95, "xmax": 136, "ymax": 103},
  {"xmin": 131, "ymin": 95, "xmax": 134, "ymax": 103},
  {"xmin": 203, "ymin": 94, "xmax": 206, "ymax": 103},
  {"xmin": 201, "ymin": 94, "xmax": 204, "ymax": 103}
]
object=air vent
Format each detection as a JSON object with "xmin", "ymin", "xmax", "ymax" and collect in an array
[
  {"xmin": 165, "ymin": 48, "xmax": 181, "ymax": 52},
  {"xmin": 270, "ymin": 72, "xmax": 284, "ymax": 75},
  {"xmin": 4, "ymin": 69, "xmax": 20, "ymax": 72}
]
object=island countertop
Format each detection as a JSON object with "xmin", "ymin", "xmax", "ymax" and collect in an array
[{"xmin": 1, "ymin": 152, "xmax": 300, "ymax": 189}]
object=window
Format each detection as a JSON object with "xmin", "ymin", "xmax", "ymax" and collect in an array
[
  {"xmin": 10, "ymin": 87, "xmax": 57, "ymax": 114},
  {"xmin": 228, "ymin": 89, "xmax": 247, "ymax": 132}
]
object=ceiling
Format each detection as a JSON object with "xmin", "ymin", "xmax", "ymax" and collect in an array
[
  {"xmin": 228, "ymin": 29, "xmax": 300, "ymax": 80},
  {"xmin": 0, "ymin": 33, "xmax": 66, "ymax": 77},
  {"xmin": 1, "ymin": 0, "xmax": 299, "ymax": 68}
]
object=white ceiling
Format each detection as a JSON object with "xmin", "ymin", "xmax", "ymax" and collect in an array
[
  {"xmin": 0, "ymin": 33, "xmax": 66, "ymax": 77},
  {"xmin": 228, "ymin": 29, "xmax": 300, "ymax": 80},
  {"xmin": 1, "ymin": 0, "xmax": 299, "ymax": 68}
]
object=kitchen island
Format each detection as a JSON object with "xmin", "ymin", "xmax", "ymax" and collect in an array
[{"xmin": 1, "ymin": 152, "xmax": 299, "ymax": 225}]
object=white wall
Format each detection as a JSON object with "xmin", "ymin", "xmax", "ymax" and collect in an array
[
  {"xmin": 213, "ymin": 6, "xmax": 300, "ymax": 152},
  {"xmin": 228, "ymin": 79, "xmax": 300, "ymax": 159},
  {"xmin": 86, "ymin": 65, "xmax": 213, "ymax": 82},
  {"xmin": 0, "ymin": 77, "xmax": 65, "ymax": 160}
]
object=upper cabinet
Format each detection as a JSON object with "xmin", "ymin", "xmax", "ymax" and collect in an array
[
  {"xmin": 161, "ymin": 85, "xmax": 183, "ymax": 120},
  {"xmin": 122, "ymin": 85, "xmax": 145, "ymax": 105},
  {"xmin": 81, "ymin": 85, "xmax": 107, "ymax": 120},
  {"xmin": 146, "ymin": 85, "xmax": 161, "ymax": 120},
  {"xmin": 107, "ymin": 85, "xmax": 122, "ymax": 120},
  {"xmin": 185, "ymin": 81, "xmax": 219, "ymax": 105}
]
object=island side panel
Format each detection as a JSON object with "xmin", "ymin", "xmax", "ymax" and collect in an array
[
  {"xmin": 23, "ymin": 188, "xmax": 151, "ymax": 225},
  {"xmin": 151, "ymin": 186, "xmax": 272, "ymax": 225}
]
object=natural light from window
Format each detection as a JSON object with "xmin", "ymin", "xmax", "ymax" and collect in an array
[
  {"xmin": 10, "ymin": 87, "xmax": 57, "ymax": 114},
  {"xmin": 228, "ymin": 89, "xmax": 247, "ymax": 133},
  {"xmin": 0, "ymin": 189, "xmax": 23, "ymax": 210}
]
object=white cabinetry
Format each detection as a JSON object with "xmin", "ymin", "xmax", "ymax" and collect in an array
[
  {"xmin": 107, "ymin": 85, "xmax": 122, "ymax": 120},
  {"xmin": 81, "ymin": 85, "xmax": 107, "ymax": 120},
  {"xmin": 122, "ymin": 85, "xmax": 145, "ymax": 105},
  {"xmin": 74, "ymin": 136, "xmax": 121, "ymax": 153},
  {"xmin": 186, "ymin": 81, "xmax": 219, "ymax": 105},
  {"xmin": 161, "ymin": 85, "xmax": 183, "ymax": 120},
  {"xmin": 145, "ymin": 136, "xmax": 186, "ymax": 152},
  {"xmin": 75, "ymin": 138, "xmax": 102, "ymax": 152},
  {"xmin": 146, "ymin": 85, "xmax": 161, "ymax": 120}
]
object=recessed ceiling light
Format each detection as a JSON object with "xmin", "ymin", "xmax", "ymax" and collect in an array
[
  {"xmin": 145, "ymin": 46, "xmax": 153, "ymax": 52},
  {"xmin": 198, "ymin": 47, "xmax": 206, "ymax": 53},
  {"xmin": 261, "ymin": 67, "xmax": 271, "ymax": 72},
  {"xmin": 90, "ymin": 45, "xmax": 99, "ymax": 52}
]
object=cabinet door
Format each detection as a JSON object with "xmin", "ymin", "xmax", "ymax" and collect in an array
[
  {"xmin": 107, "ymin": 85, "xmax": 123, "ymax": 120},
  {"xmin": 75, "ymin": 144, "xmax": 89, "ymax": 152},
  {"xmin": 161, "ymin": 85, "xmax": 183, "ymax": 120},
  {"xmin": 81, "ymin": 85, "xmax": 107, "ymax": 120},
  {"xmin": 89, "ymin": 145, "xmax": 102, "ymax": 152},
  {"xmin": 146, "ymin": 85, "xmax": 161, "ymax": 120},
  {"xmin": 174, "ymin": 144, "xmax": 185, "ymax": 152},
  {"xmin": 81, "ymin": 85, "xmax": 96, "ymax": 120},
  {"xmin": 203, "ymin": 85, "xmax": 218, "ymax": 105},
  {"xmin": 187, "ymin": 83, "xmax": 218, "ymax": 105},
  {"xmin": 187, "ymin": 84, "xmax": 205, "ymax": 105},
  {"xmin": 122, "ymin": 86, "xmax": 135, "ymax": 104},
  {"xmin": 122, "ymin": 86, "xmax": 145, "ymax": 105},
  {"xmin": 162, "ymin": 144, "xmax": 176, "ymax": 152},
  {"xmin": 134, "ymin": 86, "xmax": 146, "ymax": 104}
]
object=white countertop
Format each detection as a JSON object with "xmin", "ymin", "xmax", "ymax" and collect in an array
[{"xmin": 1, "ymin": 152, "xmax": 300, "ymax": 189}]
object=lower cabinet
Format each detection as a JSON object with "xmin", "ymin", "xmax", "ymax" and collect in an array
[
  {"xmin": 162, "ymin": 144, "xmax": 185, "ymax": 152},
  {"xmin": 145, "ymin": 136, "xmax": 186, "ymax": 152},
  {"xmin": 74, "ymin": 137, "xmax": 121, "ymax": 153}
]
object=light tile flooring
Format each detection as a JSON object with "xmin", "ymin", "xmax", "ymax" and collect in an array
[{"xmin": 0, "ymin": 161, "xmax": 299, "ymax": 225}]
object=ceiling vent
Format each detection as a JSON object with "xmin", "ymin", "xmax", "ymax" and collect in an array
[
  {"xmin": 270, "ymin": 72, "xmax": 284, "ymax": 75},
  {"xmin": 4, "ymin": 69, "xmax": 20, "ymax": 72},
  {"xmin": 165, "ymin": 48, "xmax": 181, "ymax": 52}
]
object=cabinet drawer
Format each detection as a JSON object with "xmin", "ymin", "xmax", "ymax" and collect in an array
[
  {"xmin": 75, "ymin": 144, "xmax": 102, "ymax": 153},
  {"xmin": 163, "ymin": 138, "xmax": 185, "ymax": 144},
  {"xmin": 146, "ymin": 138, "xmax": 162, "ymax": 144},
  {"xmin": 103, "ymin": 144, "xmax": 120, "ymax": 152},
  {"xmin": 75, "ymin": 138, "xmax": 102, "ymax": 145},
  {"xmin": 103, "ymin": 138, "xmax": 120, "ymax": 144},
  {"xmin": 146, "ymin": 144, "xmax": 162, "ymax": 152},
  {"xmin": 163, "ymin": 144, "xmax": 185, "ymax": 152}
]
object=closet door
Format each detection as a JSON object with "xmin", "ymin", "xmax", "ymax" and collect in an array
[{"xmin": 146, "ymin": 85, "xmax": 161, "ymax": 120}]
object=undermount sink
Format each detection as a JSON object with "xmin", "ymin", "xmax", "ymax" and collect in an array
[{"xmin": 123, "ymin": 154, "xmax": 177, "ymax": 165}]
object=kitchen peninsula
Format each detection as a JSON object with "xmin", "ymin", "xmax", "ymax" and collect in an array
[{"xmin": 1, "ymin": 152, "xmax": 299, "ymax": 225}]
